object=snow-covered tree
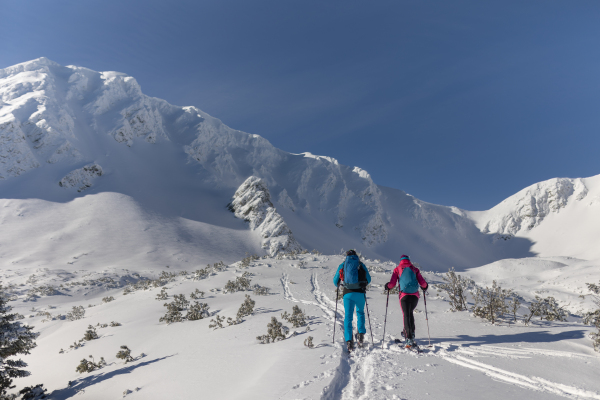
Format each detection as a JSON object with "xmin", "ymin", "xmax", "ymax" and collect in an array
[
  {"xmin": 155, "ymin": 288, "xmax": 168, "ymax": 300},
  {"xmin": 75, "ymin": 355, "xmax": 106, "ymax": 374},
  {"xmin": 583, "ymin": 281, "xmax": 600, "ymax": 351},
  {"xmin": 186, "ymin": 302, "xmax": 210, "ymax": 321},
  {"xmin": 66, "ymin": 306, "xmax": 85, "ymax": 321},
  {"xmin": 83, "ymin": 325, "xmax": 98, "ymax": 341},
  {"xmin": 116, "ymin": 346, "xmax": 133, "ymax": 363},
  {"xmin": 159, "ymin": 303, "xmax": 183, "ymax": 324},
  {"xmin": 524, "ymin": 296, "xmax": 568, "ymax": 324},
  {"xmin": 304, "ymin": 336, "xmax": 314, "ymax": 348},
  {"xmin": 0, "ymin": 286, "xmax": 38, "ymax": 397},
  {"xmin": 189, "ymin": 289, "xmax": 204, "ymax": 300}
]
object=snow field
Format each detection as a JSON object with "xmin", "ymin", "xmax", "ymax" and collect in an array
[{"xmin": 3, "ymin": 254, "xmax": 600, "ymax": 399}]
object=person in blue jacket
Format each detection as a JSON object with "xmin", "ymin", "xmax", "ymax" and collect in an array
[{"xmin": 333, "ymin": 249, "xmax": 372, "ymax": 351}]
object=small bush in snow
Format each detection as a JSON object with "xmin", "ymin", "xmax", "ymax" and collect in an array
[
  {"xmin": 240, "ymin": 253, "xmax": 259, "ymax": 269},
  {"xmin": 209, "ymin": 315, "xmax": 225, "ymax": 330},
  {"xmin": 368, "ymin": 264, "xmax": 386, "ymax": 273},
  {"xmin": 116, "ymin": 346, "xmax": 134, "ymax": 363},
  {"xmin": 252, "ymin": 285, "xmax": 270, "ymax": 296},
  {"xmin": 472, "ymin": 281, "xmax": 511, "ymax": 325},
  {"xmin": 75, "ymin": 356, "xmax": 106, "ymax": 373},
  {"xmin": 223, "ymin": 274, "xmax": 252, "ymax": 294},
  {"xmin": 83, "ymin": 325, "xmax": 99, "ymax": 341},
  {"xmin": 311, "ymin": 249, "xmax": 322, "ymax": 255},
  {"xmin": 509, "ymin": 296, "xmax": 522, "ymax": 324},
  {"xmin": 159, "ymin": 302, "xmax": 184, "ymax": 324},
  {"xmin": 18, "ymin": 383, "xmax": 48, "ymax": 400},
  {"xmin": 438, "ymin": 267, "xmax": 474, "ymax": 312},
  {"xmin": 524, "ymin": 296, "xmax": 568, "ymax": 324},
  {"xmin": 172, "ymin": 294, "xmax": 189, "ymax": 310},
  {"xmin": 236, "ymin": 295, "xmax": 256, "ymax": 321},
  {"xmin": 583, "ymin": 281, "xmax": 600, "ymax": 351},
  {"xmin": 190, "ymin": 289, "xmax": 205, "ymax": 299},
  {"xmin": 186, "ymin": 302, "xmax": 210, "ymax": 321},
  {"xmin": 381, "ymin": 285, "xmax": 399, "ymax": 295},
  {"xmin": 102, "ymin": 296, "xmax": 115, "ymax": 303},
  {"xmin": 110, "ymin": 321, "xmax": 122, "ymax": 327},
  {"xmin": 304, "ymin": 336, "xmax": 314, "ymax": 348},
  {"xmin": 256, "ymin": 317, "xmax": 287, "ymax": 344},
  {"xmin": 281, "ymin": 305, "xmax": 307, "ymax": 328},
  {"xmin": 155, "ymin": 288, "xmax": 168, "ymax": 300},
  {"xmin": 66, "ymin": 306, "xmax": 85, "ymax": 321}
]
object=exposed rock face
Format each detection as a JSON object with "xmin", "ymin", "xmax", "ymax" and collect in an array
[
  {"xmin": 229, "ymin": 176, "xmax": 302, "ymax": 256},
  {"xmin": 59, "ymin": 163, "xmax": 103, "ymax": 192}
]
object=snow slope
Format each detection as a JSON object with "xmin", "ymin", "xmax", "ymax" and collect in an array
[{"xmin": 3, "ymin": 253, "xmax": 599, "ymax": 399}]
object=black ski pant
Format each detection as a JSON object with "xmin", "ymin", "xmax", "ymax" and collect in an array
[{"xmin": 400, "ymin": 295, "xmax": 419, "ymax": 339}]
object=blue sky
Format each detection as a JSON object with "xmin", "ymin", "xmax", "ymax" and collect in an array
[{"xmin": 2, "ymin": 0, "xmax": 600, "ymax": 210}]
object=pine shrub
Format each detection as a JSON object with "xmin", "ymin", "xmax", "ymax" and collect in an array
[
  {"xmin": 110, "ymin": 321, "xmax": 122, "ymax": 327},
  {"xmin": 190, "ymin": 289, "xmax": 205, "ymax": 299},
  {"xmin": 252, "ymin": 285, "xmax": 270, "ymax": 296},
  {"xmin": 102, "ymin": 296, "xmax": 115, "ymax": 303},
  {"xmin": 524, "ymin": 296, "xmax": 568, "ymax": 324},
  {"xmin": 209, "ymin": 315, "xmax": 225, "ymax": 330},
  {"xmin": 172, "ymin": 294, "xmax": 189, "ymax": 310},
  {"xmin": 66, "ymin": 306, "xmax": 85, "ymax": 321},
  {"xmin": 236, "ymin": 295, "xmax": 255, "ymax": 321},
  {"xmin": 159, "ymin": 302, "xmax": 184, "ymax": 324},
  {"xmin": 155, "ymin": 288, "xmax": 168, "ymax": 300},
  {"xmin": 223, "ymin": 275, "xmax": 252, "ymax": 293},
  {"xmin": 116, "ymin": 346, "xmax": 133, "ymax": 363},
  {"xmin": 472, "ymin": 281, "xmax": 511, "ymax": 324},
  {"xmin": 438, "ymin": 267, "xmax": 474, "ymax": 311},
  {"xmin": 583, "ymin": 281, "xmax": 600, "ymax": 351},
  {"xmin": 0, "ymin": 285, "xmax": 38, "ymax": 397},
  {"xmin": 281, "ymin": 305, "xmax": 307, "ymax": 328},
  {"xmin": 75, "ymin": 356, "xmax": 106, "ymax": 374},
  {"xmin": 186, "ymin": 302, "xmax": 210, "ymax": 321},
  {"xmin": 304, "ymin": 336, "xmax": 314, "ymax": 348},
  {"xmin": 83, "ymin": 325, "xmax": 99, "ymax": 341},
  {"xmin": 256, "ymin": 317, "xmax": 287, "ymax": 344}
]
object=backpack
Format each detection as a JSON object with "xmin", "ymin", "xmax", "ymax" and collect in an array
[
  {"xmin": 342, "ymin": 255, "xmax": 366, "ymax": 290},
  {"xmin": 399, "ymin": 265, "xmax": 419, "ymax": 293}
]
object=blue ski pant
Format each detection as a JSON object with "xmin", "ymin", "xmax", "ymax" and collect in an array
[{"xmin": 343, "ymin": 292, "xmax": 366, "ymax": 342}]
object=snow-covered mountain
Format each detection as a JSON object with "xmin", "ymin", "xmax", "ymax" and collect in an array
[{"xmin": 1, "ymin": 58, "xmax": 599, "ymax": 271}]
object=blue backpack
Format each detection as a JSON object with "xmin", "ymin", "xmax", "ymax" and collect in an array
[
  {"xmin": 342, "ymin": 255, "xmax": 366, "ymax": 290},
  {"xmin": 399, "ymin": 266, "xmax": 419, "ymax": 293}
]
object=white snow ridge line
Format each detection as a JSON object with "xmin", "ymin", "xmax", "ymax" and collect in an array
[{"xmin": 443, "ymin": 354, "xmax": 600, "ymax": 399}]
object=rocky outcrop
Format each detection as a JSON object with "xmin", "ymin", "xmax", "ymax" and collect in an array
[
  {"xmin": 229, "ymin": 176, "xmax": 302, "ymax": 256},
  {"xmin": 58, "ymin": 163, "xmax": 103, "ymax": 192}
]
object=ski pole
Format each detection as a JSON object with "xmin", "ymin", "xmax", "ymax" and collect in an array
[
  {"xmin": 423, "ymin": 287, "xmax": 432, "ymax": 347},
  {"xmin": 364, "ymin": 292, "xmax": 374, "ymax": 346},
  {"xmin": 382, "ymin": 287, "xmax": 390, "ymax": 346},
  {"xmin": 333, "ymin": 283, "xmax": 340, "ymax": 344}
]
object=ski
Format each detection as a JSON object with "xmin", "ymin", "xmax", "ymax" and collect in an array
[{"xmin": 394, "ymin": 338, "xmax": 423, "ymax": 354}]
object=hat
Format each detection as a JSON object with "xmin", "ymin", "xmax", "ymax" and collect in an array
[
  {"xmin": 346, "ymin": 249, "xmax": 357, "ymax": 257},
  {"xmin": 400, "ymin": 255, "xmax": 410, "ymax": 261}
]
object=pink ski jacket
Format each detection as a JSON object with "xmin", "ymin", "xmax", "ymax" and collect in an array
[{"xmin": 386, "ymin": 259, "xmax": 428, "ymax": 299}]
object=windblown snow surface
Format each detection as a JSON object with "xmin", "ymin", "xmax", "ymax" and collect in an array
[{"xmin": 1, "ymin": 58, "xmax": 600, "ymax": 399}]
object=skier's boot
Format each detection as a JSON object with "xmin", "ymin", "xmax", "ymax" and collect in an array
[
  {"xmin": 404, "ymin": 338, "xmax": 412, "ymax": 348},
  {"xmin": 355, "ymin": 333, "xmax": 364, "ymax": 348},
  {"xmin": 346, "ymin": 340, "xmax": 354, "ymax": 352}
]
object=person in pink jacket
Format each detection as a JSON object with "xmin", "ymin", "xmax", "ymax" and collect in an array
[{"xmin": 384, "ymin": 255, "xmax": 428, "ymax": 348}]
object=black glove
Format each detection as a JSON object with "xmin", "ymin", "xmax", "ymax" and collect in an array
[
  {"xmin": 385, "ymin": 283, "xmax": 392, "ymax": 291},
  {"xmin": 422, "ymin": 284, "xmax": 428, "ymax": 293}
]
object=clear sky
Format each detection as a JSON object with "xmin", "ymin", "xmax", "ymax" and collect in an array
[{"xmin": 2, "ymin": 0, "xmax": 600, "ymax": 210}]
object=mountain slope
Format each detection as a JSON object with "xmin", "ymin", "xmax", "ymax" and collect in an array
[{"xmin": 1, "ymin": 58, "xmax": 599, "ymax": 271}]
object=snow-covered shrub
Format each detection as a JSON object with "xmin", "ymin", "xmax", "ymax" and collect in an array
[
  {"xmin": 509, "ymin": 296, "xmax": 521, "ymax": 324},
  {"xmin": 172, "ymin": 294, "xmax": 189, "ymax": 310},
  {"xmin": 116, "ymin": 346, "xmax": 134, "ymax": 363},
  {"xmin": 18, "ymin": 383, "xmax": 48, "ymax": 400},
  {"xmin": 192, "ymin": 268, "xmax": 210, "ymax": 281},
  {"xmin": 66, "ymin": 306, "xmax": 85, "ymax": 321},
  {"xmin": 311, "ymin": 249, "xmax": 322, "ymax": 255},
  {"xmin": 75, "ymin": 356, "xmax": 106, "ymax": 373},
  {"xmin": 583, "ymin": 281, "xmax": 600, "ymax": 351},
  {"xmin": 281, "ymin": 305, "xmax": 307, "ymax": 328},
  {"xmin": 240, "ymin": 254, "xmax": 259, "ymax": 269},
  {"xmin": 438, "ymin": 267, "xmax": 474, "ymax": 312},
  {"xmin": 236, "ymin": 295, "xmax": 255, "ymax": 321},
  {"xmin": 472, "ymin": 281, "xmax": 512, "ymax": 324},
  {"xmin": 256, "ymin": 317, "xmax": 287, "ymax": 344},
  {"xmin": 252, "ymin": 285, "xmax": 270, "ymax": 296},
  {"xmin": 83, "ymin": 325, "xmax": 99, "ymax": 341},
  {"xmin": 209, "ymin": 315, "xmax": 225, "ymax": 330},
  {"xmin": 368, "ymin": 264, "xmax": 387, "ymax": 273},
  {"xmin": 159, "ymin": 302, "xmax": 184, "ymax": 324},
  {"xmin": 155, "ymin": 288, "xmax": 168, "ymax": 300},
  {"xmin": 110, "ymin": 321, "xmax": 122, "ymax": 327},
  {"xmin": 524, "ymin": 296, "xmax": 568, "ymax": 324},
  {"xmin": 186, "ymin": 302, "xmax": 210, "ymax": 321},
  {"xmin": 304, "ymin": 336, "xmax": 314, "ymax": 348},
  {"xmin": 190, "ymin": 289, "xmax": 204, "ymax": 299},
  {"xmin": 0, "ymin": 285, "xmax": 39, "ymax": 397},
  {"xmin": 102, "ymin": 296, "xmax": 115, "ymax": 303},
  {"xmin": 223, "ymin": 274, "xmax": 252, "ymax": 293}
]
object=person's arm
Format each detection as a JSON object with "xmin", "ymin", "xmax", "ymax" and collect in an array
[
  {"xmin": 385, "ymin": 267, "xmax": 400, "ymax": 290},
  {"xmin": 333, "ymin": 264, "xmax": 343, "ymax": 286},
  {"xmin": 360, "ymin": 263, "xmax": 372, "ymax": 284},
  {"xmin": 416, "ymin": 269, "xmax": 428, "ymax": 291}
]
